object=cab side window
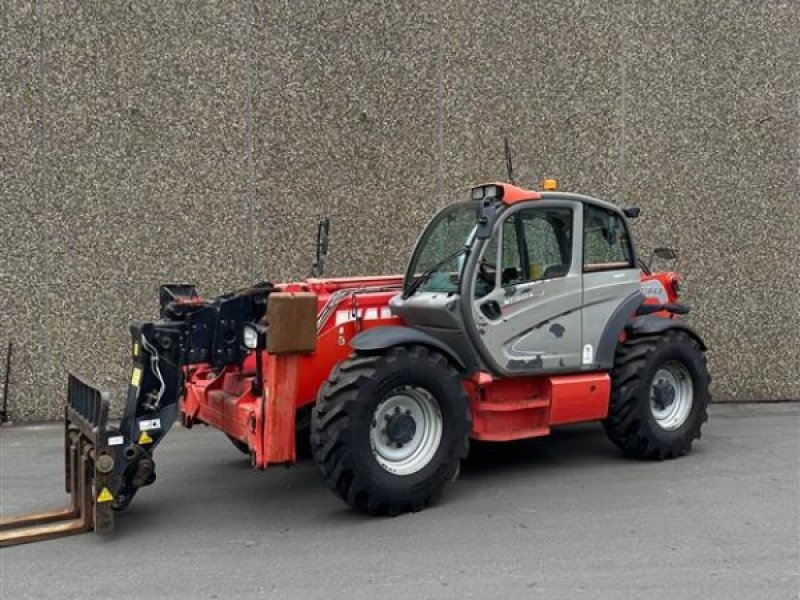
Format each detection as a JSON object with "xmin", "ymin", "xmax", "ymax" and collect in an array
[
  {"xmin": 501, "ymin": 208, "xmax": 573, "ymax": 285},
  {"xmin": 583, "ymin": 205, "xmax": 634, "ymax": 271}
]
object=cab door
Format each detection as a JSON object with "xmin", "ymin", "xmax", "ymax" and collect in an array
[
  {"xmin": 468, "ymin": 201, "xmax": 583, "ymax": 375},
  {"xmin": 580, "ymin": 203, "xmax": 641, "ymax": 368}
]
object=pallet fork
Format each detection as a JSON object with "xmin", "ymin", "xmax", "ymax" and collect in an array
[{"xmin": 0, "ymin": 375, "xmax": 116, "ymax": 547}]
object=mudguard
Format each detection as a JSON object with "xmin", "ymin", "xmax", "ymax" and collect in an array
[
  {"xmin": 626, "ymin": 315, "xmax": 708, "ymax": 350},
  {"xmin": 596, "ymin": 291, "xmax": 645, "ymax": 369},
  {"xmin": 351, "ymin": 326, "xmax": 469, "ymax": 371}
]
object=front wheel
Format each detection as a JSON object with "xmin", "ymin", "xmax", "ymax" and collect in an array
[
  {"xmin": 311, "ymin": 345, "xmax": 470, "ymax": 515},
  {"xmin": 604, "ymin": 329, "xmax": 711, "ymax": 459}
]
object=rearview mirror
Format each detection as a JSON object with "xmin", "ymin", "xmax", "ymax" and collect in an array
[
  {"xmin": 475, "ymin": 200, "xmax": 499, "ymax": 240},
  {"xmin": 623, "ymin": 207, "xmax": 641, "ymax": 219},
  {"xmin": 648, "ymin": 247, "xmax": 679, "ymax": 272},
  {"xmin": 654, "ymin": 247, "xmax": 678, "ymax": 261}
]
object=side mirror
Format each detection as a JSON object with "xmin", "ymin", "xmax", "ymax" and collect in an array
[
  {"xmin": 623, "ymin": 207, "xmax": 641, "ymax": 219},
  {"xmin": 475, "ymin": 200, "xmax": 498, "ymax": 240},
  {"xmin": 648, "ymin": 247, "xmax": 679, "ymax": 272},
  {"xmin": 653, "ymin": 247, "xmax": 678, "ymax": 261}
]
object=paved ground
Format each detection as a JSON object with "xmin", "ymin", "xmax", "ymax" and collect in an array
[{"xmin": 0, "ymin": 403, "xmax": 797, "ymax": 600}]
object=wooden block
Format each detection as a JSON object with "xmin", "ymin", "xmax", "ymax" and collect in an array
[{"xmin": 265, "ymin": 292, "xmax": 317, "ymax": 354}]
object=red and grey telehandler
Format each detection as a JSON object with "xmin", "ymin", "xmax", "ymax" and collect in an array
[{"xmin": 0, "ymin": 179, "xmax": 710, "ymax": 545}]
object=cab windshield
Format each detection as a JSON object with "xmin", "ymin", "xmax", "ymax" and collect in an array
[{"xmin": 404, "ymin": 202, "xmax": 478, "ymax": 295}]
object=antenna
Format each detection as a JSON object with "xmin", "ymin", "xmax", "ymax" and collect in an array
[
  {"xmin": 311, "ymin": 217, "xmax": 331, "ymax": 278},
  {"xmin": 504, "ymin": 137, "xmax": 516, "ymax": 184}
]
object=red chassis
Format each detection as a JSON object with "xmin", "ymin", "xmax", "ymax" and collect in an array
[{"xmin": 179, "ymin": 271, "xmax": 681, "ymax": 470}]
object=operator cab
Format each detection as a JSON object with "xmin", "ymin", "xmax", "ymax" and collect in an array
[{"xmin": 390, "ymin": 182, "xmax": 642, "ymax": 377}]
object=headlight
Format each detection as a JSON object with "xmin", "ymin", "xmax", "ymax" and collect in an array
[{"xmin": 243, "ymin": 323, "xmax": 264, "ymax": 350}]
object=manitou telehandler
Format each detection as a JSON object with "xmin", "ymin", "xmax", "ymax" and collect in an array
[{"xmin": 0, "ymin": 180, "xmax": 710, "ymax": 546}]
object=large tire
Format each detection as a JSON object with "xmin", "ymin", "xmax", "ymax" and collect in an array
[
  {"xmin": 604, "ymin": 329, "xmax": 710, "ymax": 459},
  {"xmin": 311, "ymin": 345, "xmax": 471, "ymax": 515}
]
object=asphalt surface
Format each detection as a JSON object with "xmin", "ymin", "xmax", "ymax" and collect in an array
[{"xmin": 0, "ymin": 403, "xmax": 797, "ymax": 600}]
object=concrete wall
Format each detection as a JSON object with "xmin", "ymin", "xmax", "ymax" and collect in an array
[{"xmin": 1, "ymin": 0, "xmax": 798, "ymax": 421}]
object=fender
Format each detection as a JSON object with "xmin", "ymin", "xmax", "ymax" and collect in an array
[
  {"xmin": 351, "ymin": 326, "xmax": 469, "ymax": 371},
  {"xmin": 626, "ymin": 315, "xmax": 708, "ymax": 351},
  {"xmin": 595, "ymin": 291, "xmax": 645, "ymax": 369}
]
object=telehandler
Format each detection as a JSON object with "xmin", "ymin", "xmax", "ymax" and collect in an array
[{"xmin": 0, "ymin": 180, "xmax": 710, "ymax": 545}]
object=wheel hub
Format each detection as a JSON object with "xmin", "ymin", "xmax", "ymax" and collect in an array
[
  {"xmin": 649, "ymin": 362, "xmax": 694, "ymax": 431},
  {"xmin": 386, "ymin": 412, "xmax": 417, "ymax": 446},
  {"xmin": 652, "ymin": 380, "xmax": 676, "ymax": 410},
  {"xmin": 369, "ymin": 385, "xmax": 443, "ymax": 476}
]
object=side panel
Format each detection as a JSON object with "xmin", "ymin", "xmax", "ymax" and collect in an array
[
  {"xmin": 548, "ymin": 373, "xmax": 610, "ymax": 425},
  {"xmin": 476, "ymin": 275, "xmax": 584, "ymax": 372},
  {"xmin": 466, "ymin": 374, "xmax": 551, "ymax": 441},
  {"xmin": 388, "ymin": 293, "xmax": 483, "ymax": 372},
  {"xmin": 581, "ymin": 269, "xmax": 642, "ymax": 368},
  {"xmin": 464, "ymin": 371, "xmax": 611, "ymax": 441}
]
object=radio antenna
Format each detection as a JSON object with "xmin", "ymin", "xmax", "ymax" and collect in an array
[
  {"xmin": 504, "ymin": 137, "xmax": 516, "ymax": 184},
  {"xmin": 311, "ymin": 217, "xmax": 331, "ymax": 278}
]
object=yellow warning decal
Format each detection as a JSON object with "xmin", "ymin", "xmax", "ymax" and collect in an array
[
  {"xmin": 138, "ymin": 431, "xmax": 153, "ymax": 445},
  {"xmin": 130, "ymin": 367, "xmax": 142, "ymax": 387},
  {"xmin": 132, "ymin": 342, "xmax": 140, "ymax": 357},
  {"xmin": 97, "ymin": 487, "xmax": 114, "ymax": 503}
]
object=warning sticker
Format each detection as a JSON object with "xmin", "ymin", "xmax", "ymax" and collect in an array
[
  {"xmin": 130, "ymin": 367, "xmax": 142, "ymax": 387},
  {"xmin": 582, "ymin": 344, "xmax": 594, "ymax": 365},
  {"xmin": 97, "ymin": 487, "xmax": 114, "ymax": 503},
  {"xmin": 139, "ymin": 418, "xmax": 161, "ymax": 431},
  {"xmin": 138, "ymin": 431, "xmax": 153, "ymax": 445},
  {"xmin": 108, "ymin": 436, "xmax": 124, "ymax": 446}
]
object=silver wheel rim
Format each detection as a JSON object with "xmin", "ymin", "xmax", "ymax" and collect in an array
[
  {"xmin": 369, "ymin": 385, "xmax": 443, "ymax": 476},
  {"xmin": 650, "ymin": 361, "xmax": 694, "ymax": 431}
]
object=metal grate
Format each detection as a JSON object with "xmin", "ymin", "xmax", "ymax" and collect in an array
[{"xmin": 66, "ymin": 373, "xmax": 109, "ymax": 437}]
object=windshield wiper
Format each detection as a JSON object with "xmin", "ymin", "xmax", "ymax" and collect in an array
[{"xmin": 404, "ymin": 246, "xmax": 470, "ymax": 298}]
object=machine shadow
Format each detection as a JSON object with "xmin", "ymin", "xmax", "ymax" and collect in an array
[{"xmin": 459, "ymin": 422, "xmax": 621, "ymax": 480}]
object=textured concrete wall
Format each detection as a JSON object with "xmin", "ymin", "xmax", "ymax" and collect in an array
[{"xmin": 1, "ymin": 0, "xmax": 798, "ymax": 421}]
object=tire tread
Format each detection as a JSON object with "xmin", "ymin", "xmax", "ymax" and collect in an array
[
  {"xmin": 604, "ymin": 330, "xmax": 710, "ymax": 460},
  {"xmin": 312, "ymin": 346, "xmax": 470, "ymax": 515}
]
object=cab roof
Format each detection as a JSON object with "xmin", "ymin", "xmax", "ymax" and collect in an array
[{"xmin": 471, "ymin": 182, "xmax": 629, "ymax": 219}]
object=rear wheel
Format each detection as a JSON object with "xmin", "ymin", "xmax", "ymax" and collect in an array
[
  {"xmin": 604, "ymin": 329, "xmax": 710, "ymax": 459},
  {"xmin": 311, "ymin": 345, "xmax": 470, "ymax": 515}
]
